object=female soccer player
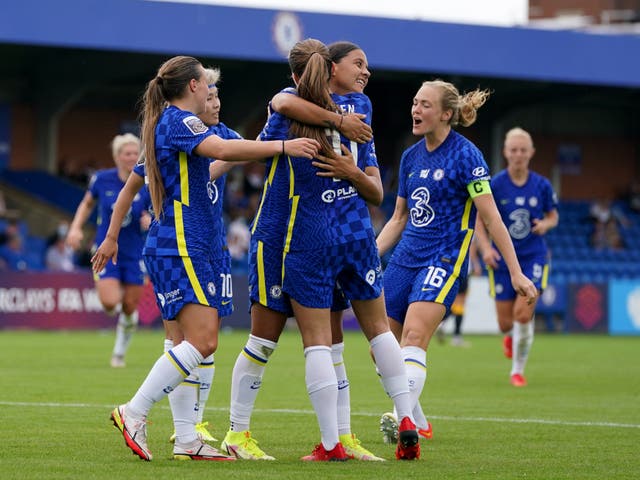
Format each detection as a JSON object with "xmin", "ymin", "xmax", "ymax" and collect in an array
[
  {"xmin": 66, "ymin": 133, "xmax": 150, "ymax": 368},
  {"xmin": 376, "ymin": 80, "xmax": 538, "ymax": 443},
  {"xmin": 164, "ymin": 67, "xmax": 245, "ymax": 445},
  {"xmin": 221, "ymin": 40, "xmax": 389, "ymax": 462},
  {"xmin": 474, "ymin": 127, "xmax": 558, "ymax": 387},
  {"xmin": 251, "ymin": 38, "xmax": 417, "ymax": 461},
  {"xmin": 92, "ymin": 55, "xmax": 319, "ymax": 462}
]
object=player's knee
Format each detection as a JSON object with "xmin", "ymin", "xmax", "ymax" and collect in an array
[{"xmin": 191, "ymin": 336, "xmax": 218, "ymax": 357}]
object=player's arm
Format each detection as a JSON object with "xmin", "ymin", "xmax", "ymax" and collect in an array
[
  {"xmin": 271, "ymin": 92, "xmax": 372, "ymax": 143},
  {"xmin": 209, "ymin": 160, "xmax": 240, "ymax": 181},
  {"xmin": 313, "ymin": 144, "xmax": 383, "ymax": 205},
  {"xmin": 91, "ymin": 173, "xmax": 144, "ymax": 272},
  {"xmin": 531, "ymin": 208, "xmax": 559, "ymax": 236},
  {"xmin": 473, "ymin": 184, "xmax": 537, "ymax": 302},
  {"xmin": 376, "ymin": 196, "xmax": 408, "ymax": 256},
  {"xmin": 66, "ymin": 191, "xmax": 96, "ymax": 250},
  {"xmin": 196, "ymin": 135, "xmax": 319, "ymax": 162}
]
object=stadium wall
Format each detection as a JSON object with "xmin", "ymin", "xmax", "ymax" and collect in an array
[{"xmin": 1, "ymin": 272, "xmax": 639, "ymax": 335}]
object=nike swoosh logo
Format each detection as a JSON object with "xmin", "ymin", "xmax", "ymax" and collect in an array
[
  {"xmin": 221, "ymin": 300, "xmax": 231, "ymax": 305},
  {"xmin": 249, "ymin": 385, "xmax": 261, "ymax": 389},
  {"xmin": 421, "ymin": 287, "xmax": 434, "ymax": 292},
  {"xmin": 338, "ymin": 384, "xmax": 349, "ymax": 390}
]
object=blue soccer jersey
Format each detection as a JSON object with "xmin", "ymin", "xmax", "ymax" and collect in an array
[
  {"xmin": 143, "ymin": 106, "xmax": 220, "ymax": 258},
  {"xmin": 490, "ymin": 169, "xmax": 558, "ymax": 260},
  {"xmin": 250, "ymin": 89, "xmax": 294, "ymax": 246},
  {"xmin": 88, "ymin": 168, "xmax": 150, "ymax": 262},
  {"xmin": 284, "ymin": 92, "xmax": 378, "ymax": 252},
  {"xmin": 207, "ymin": 122, "xmax": 242, "ymax": 247},
  {"xmin": 388, "ymin": 130, "xmax": 491, "ymax": 269}
]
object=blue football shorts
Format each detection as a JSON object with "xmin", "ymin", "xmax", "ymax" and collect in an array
[
  {"xmin": 143, "ymin": 250, "xmax": 233, "ymax": 320},
  {"xmin": 384, "ymin": 254, "xmax": 468, "ymax": 324},
  {"xmin": 283, "ymin": 238, "xmax": 382, "ymax": 309},
  {"xmin": 94, "ymin": 256, "xmax": 146, "ymax": 285},
  {"xmin": 487, "ymin": 253, "xmax": 548, "ymax": 301}
]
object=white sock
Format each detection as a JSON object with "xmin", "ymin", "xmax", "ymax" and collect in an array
[
  {"xmin": 163, "ymin": 339, "xmax": 173, "ymax": 353},
  {"xmin": 127, "ymin": 341, "xmax": 203, "ymax": 418},
  {"xmin": 412, "ymin": 402, "xmax": 429, "ymax": 430},
  {"xmin": 196, "ymin": 355, "xmax": 215, "ymax": 424},
  {"xmin": 169, "ymin": 375, "xmax": 200, "ymax": 444},
  {"xmin": 305, "ymin": 345, "xmax": 339, "ymax": 451},
  {"xmin": 331, "ymin": 342, "xmax": 351, "ymax": 436},
  {"xmin": 229, "ymin": 335, "xmax": 277, "ymax": 432},
  {"xmin": 511, "ymin": 321, "xmax": 534, "ymax": 375},
  {"xmin": 402, "ymin": 346, "xmax": 427, "ymax": 424},
  {"xmin": 370, "ymin": 331, "xmax": 412, "ymax": 421},
  {"xmin": 112, "ymin": 311, "xmax": 138, "ymax": 357}
]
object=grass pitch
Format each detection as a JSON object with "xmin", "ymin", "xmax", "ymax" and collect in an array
[{"xmin": 0, "ymin": 328, "xmax": 638, "ymax": 479}]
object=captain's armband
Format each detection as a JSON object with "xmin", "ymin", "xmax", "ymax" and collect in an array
[{"xmin": 467, "ymin": 180, "xmax": 491, "ymax": 198}]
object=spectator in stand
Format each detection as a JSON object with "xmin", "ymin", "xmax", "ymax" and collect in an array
[
  {"xmin": 0, "ymin": 216, "xmax": 21, "ymax": 246},
  {"xmin": 0, "ymin": 228, "xmax": 29, "ymax": 271},
  {"xmin": 626, "ymin": 179, "xmax": 640, "ymax": 214},
  {"xmin": 589, "ymin": 196, "xmax": 628, "ymax": 250},
  {"xmin": 227, "ymin": 213, "xmax": 251, "ymax": 273},
  {"xmin": 45, "ymin": 222, "xmax": 75, "ymax": 272},
  {"xmin": 0, "ymin": 190, "xmax": 6, "ymax": 217}
]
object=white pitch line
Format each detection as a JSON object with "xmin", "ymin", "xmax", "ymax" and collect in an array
[{"xmin": 1, "ymin": 400, "xmax": 638, "ymax": 429}]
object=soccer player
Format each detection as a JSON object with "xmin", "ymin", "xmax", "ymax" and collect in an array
[
  {"xmin": 164, "ymin": 67, "xmax": 244, "ymax": 445},
  {"xmin": 276, "ymin": 38, "xmax": 418, "ymax": 461},
  {"xmin": 221, "ymin": 40, "xmax": 386, "ymax": 461},
  {"xmin": 376, "ymin": 80, "xmax": 538, "ymax": 444},
  {"xmin": 474, "ymin": 127, "xmax": 558, "ymax": 387},
  {"xmin": 91, "ymin": 55, "xmax": 319, "ymax": 462},
  {"xmin": 66, "ymin": 133, "xmax": 151, "ymax": 368},
  {"xmin": 223, "ymin": 44, "xmax": 381, "ymax": 460}
]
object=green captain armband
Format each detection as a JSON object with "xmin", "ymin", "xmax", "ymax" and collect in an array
[{"xmin": 467, "ymin": 180, "xmax": 491, "ymax": 198}]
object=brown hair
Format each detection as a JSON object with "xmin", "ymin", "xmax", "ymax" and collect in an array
[
  {"xmin": 328, "ymin": 41, "xmax": 362, "ymax": 63},
  {"xmin": 422, "ymin": 79, "xmax": 491, "ymax": 127},
  {"xmin": 288, "ymin": 38, "xmax": 337, "ymax": 153},
  {"xmin": 139, "ymin": 56, "xmax": 203, "ymax": 219}
]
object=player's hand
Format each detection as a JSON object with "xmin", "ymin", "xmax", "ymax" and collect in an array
[
  {"xmin": 313, "ymin": 144, "xmax": 357, "ymax": 179},
  {"xmin": 338, "ymin": 113, "xmax": 372, "ymax": 144},
  {"xmin": 482, "ymin": 247, "xmax": 501, "ymax": 269},
  {"xmin": 140, "ymin": 212, "xmax": 152, "ymax": 232},
  {"xmin": 511, "ymin": 273, "xmax": 538, "ymax": 305},
  {"xmin": 283, "ymin": 138, "xmax": 321, "ymax": 159},
  {"xmin": 91, "ymin": 238, "xmax": 118, "ymax": 272},
  {"xmin": 65, "ymin": 228, "xmax": 83, "ymax": 250},
  {"xmin": 531, "ymin": 218, "xmax": 549, "ymax": 236}
]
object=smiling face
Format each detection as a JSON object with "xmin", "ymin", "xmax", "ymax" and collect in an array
[
  {"xmin": 331, "ymin": 48, "xmax": 370, "ymax": 95},
  {"xmin": 199, "ymin": 85, "xmax": 221, "ymax": 127},
  {"xmin": 411, "ymin": 84, "xmax": 451, "ymax": 137}
]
